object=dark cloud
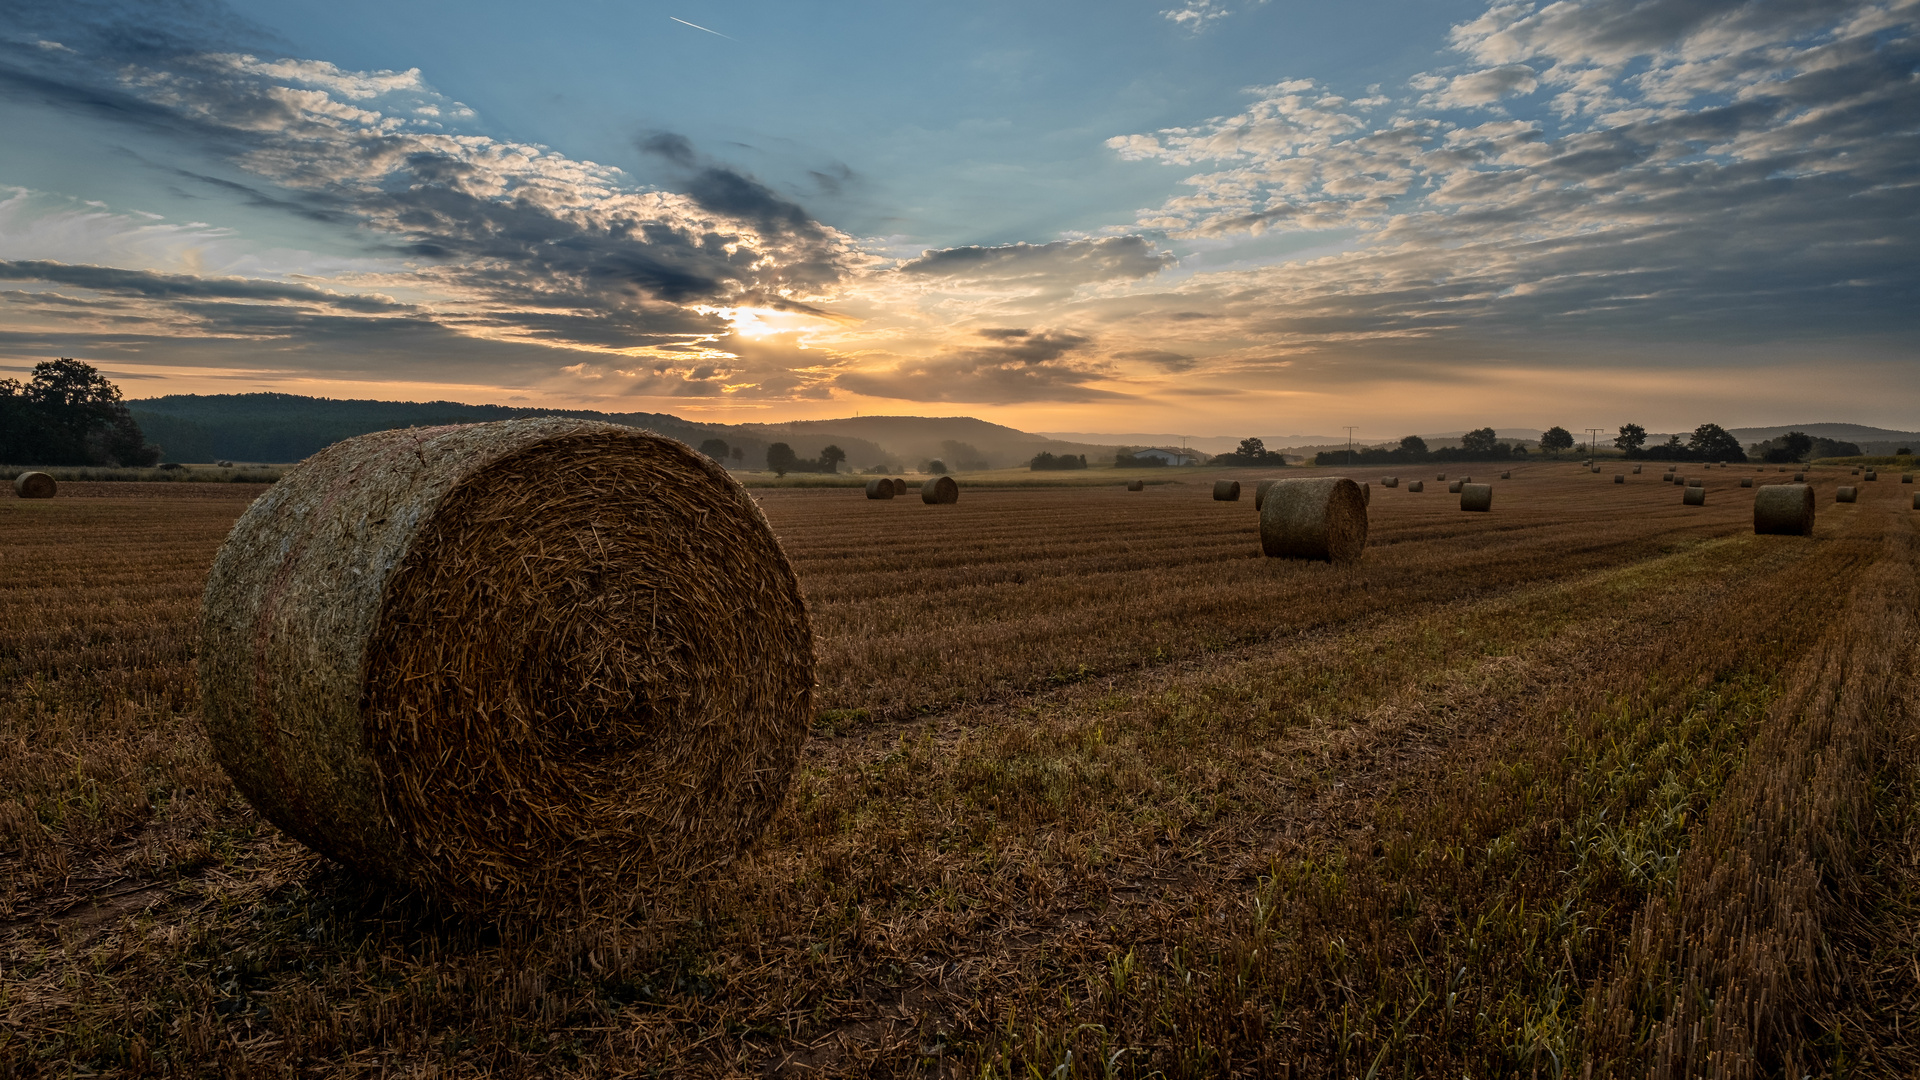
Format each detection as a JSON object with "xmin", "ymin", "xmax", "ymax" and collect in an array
[
  {"xmin": 0, "ymin": 260, "xmax": 407, "ymax": 312},
  {"xmin": 835, "ymin": 328, "xmax": 1128, "ymax": 404},
  {"xmin": 1113, "ymin": 348, "xmax": 1197, "ymax": 372},
  {"xmin": 897, "ymin": 236, "xmax": 1174, "ymax": 287}
]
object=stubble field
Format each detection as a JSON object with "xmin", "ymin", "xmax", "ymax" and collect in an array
[{"xmin": 1, "ymin": 464, "xmax": 1916, "ymax": 1077}]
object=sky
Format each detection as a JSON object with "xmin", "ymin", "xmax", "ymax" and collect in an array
[{"xmin": 0, "ymin": 0, "xmax": 1915, "ymax": 439}]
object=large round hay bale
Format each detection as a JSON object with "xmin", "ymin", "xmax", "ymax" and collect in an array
[
  {"xmin": 1382, "ymin": 476, "xmax": 1399, "ymax": 488},
  {"xmin": 1460, "ymin": 483, "xmax": 1493, "ymax": 512},
  {"xmin": 1836, "ymin": 486, "xmax": 1857, "ymax": 503},
  {"xmin": 1683, "ymin": 486, "xmax": 1706, "ymax": 506},
  {"xmin": 12, "ymin": 471, "xmax": 56, "ymax": 498},
  {"xmin": 1793, "ymin": 473, "xmax": 1805, "ymax": 482},
  {"xmin": 1902, "ymin": 473, "xmax": 1913, "ymax": 483},
  {"xmin": 1632, "ymin": 465, "xmax": 1642, "ymax": 474},
  {"xmin": 1213, "ymin": 479, "xmax": 1241, "ymax": 501},
  {"xmin": 1753, "ymin": 484, "xmax": 1814, "ymax": 535},
  {"xmin": 891, "ymin": 478, "xmax": 909, "ymax": 497},
  {"xmin": 1864, "ymin": 470, "xmax": 1877, "ymax": 481},
  {"xmin": 922, "ymin": 475, "xmax": 960, "ymax": 504},
  {"xmin": 1500, "ymin": 471, "xmax": 1511, "ymax": 480},
  {"xmin": 1254, "ymin": 478, "xmax": 1276, "ymax": 510},
  {"xmin": 1686, "ymin": 477, "xmax": 1703, "ymax": 488},
  {"xmin": 198, "ymin": 418, "xmax": 812, "ymax": 916},
  {"xmin": 1360, "ymin": 481, "xmax": 1371, "ymax": 506},
  {"xmin": 864, "ymin": 478, "xmax": 895, "ymax": 499},
  {"xmin": 1127, "ymin": 479, "xmax": 1145, "ymax": 492},
  {"xmin": 1739, "ymin": 477, "xmax": 1753, "ymax": 488},
  {"xmin": 1260, "ymin": 477, "xmax": 1367, "ymax": 562},
  {"xmin": 1436, "ymin": 473, "xmax": 1447, "ymax": 481},
  {"xmin": 1408, "ymin": 480, "xmax": 1425, "ymax": 492},
  {"xmin": 1447, "ymin": 480, "xmax": 1463, "ymax": 493}
]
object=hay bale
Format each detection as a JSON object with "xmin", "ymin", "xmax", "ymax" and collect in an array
[
  {"xmin": 215, "ymin": 459, "xmax": 234, "ymax": 468},
  {"xmin": 1793, "ymin": 473, "xmax": 1805, "ymax": 482},
  {"xmin": 1864, "ymin": 470, "xmax": 1877, "ymax": 481},
  {"xmin": 1360, "ymin": 481, "xmax": 1371, "ymax": 506},
  {"xmin": 1437, "ymin": 473, "xmax": 1447, "ymax": 481},
  {"xmin": 922, "ymin": 475, "xmax": 960, "ymax": 504},
  {"xmin": 12, "ymin": 471, "xmax": 56, "ymax": 498},
  {"xmin": 1614, "ymin": 474, "xmax": 1625, "ymax": 484},
  {"xmin": 1382, "ymin": 476, "xmax": 1399, "ymax": 488},
  {"xmin": 1683, "ymin": 486, "xmax": 1706, "ymax": 506},
  {"xmin": 1687, "ymin": 477, "xmax": 1703, "ymax": 487},
  {"xmin": 1753, "ymin": 484, "xmax": 1814, "ymax": 535},
  {"xmin": 198, "ymin": 418, "xmax": 813, "ymax": 916},
  {"xmin": 1260, "ymin": 477, "xmax": 1368, "ymax": 562},
  {"xmin": 1213, "ymin": 479, "xmax": 1241, "ymax": 501},
  {"xmin": 864, "ymin": 478, "xmax": 895, "ymax": 499},
  {"xmin": 1851, "ymin": 468, "xmax": 1860, "ymax": 475},
  {"xmin": 1127, "ymin": 479, "xmax": 1145, "ymax": 492},
  {"xmin": 1914, "ymin": 492, "xmax": 1919, "ymax": 510},
  {"xmin": 1837, "ymin": 486, "xmax": 1857, "ymax": 503},
  {"xmin": 1460, "ymin": 483, "xmax": 1493, "ymax": 512},
  {"xmin": 1408, "ymin": 480, "xmax": 1425, "ymax": 492},
  {"xmin": 1590, "ymin": 465, "xmax": 1601, "ymax": 473},
  {"xmin": 1255, "ymin": 478, "xmax": 1276, "ymax": 510},
  {"xmin": 1447, "ymin": 480, "xmax": 1463, "ymax": 493},
  {"xmin": 1632, "ymin": 465, "xmax": 1642, "ymax": 474},
  {"xmin": 1902, "ymin": 473, "xmax": 1913, "ymax": 483},
  {"xmin": 891, "ymin": 478, "xmax": 908, "ymax": 497},
  {"xmin": 1739, "ymin": 477, "xmax": 1753, "ymax": 488},
  {"xmin": 1500, "ymin": 471, "xmax": 1511, "ymax": 480}
]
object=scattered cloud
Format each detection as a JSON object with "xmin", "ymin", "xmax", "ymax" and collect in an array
[{"xmin": 836, "ymin": 329, "xmax": 1128, "ymax": 403}]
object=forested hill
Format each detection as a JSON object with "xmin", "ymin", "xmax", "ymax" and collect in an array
[{"xmin": 126, "ymin": 394, "xmax": 880, "ymax": 467}]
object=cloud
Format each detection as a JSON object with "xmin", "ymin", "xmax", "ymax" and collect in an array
[
  {"xmin": 1416, "ymin": 64, "xmax": 1540, "ymax": 108},
  {"xmin": 835, "ymin": 328, "xmax": 1129, "ymax": 403},
  {"xmin": 896, "ymin": 237, "xmax": 1175, "ymax": 287}
]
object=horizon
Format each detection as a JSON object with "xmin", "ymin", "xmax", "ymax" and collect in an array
[{"xmin": 3, "ymin": 0, "xmax": 1916, "ymax": 435}]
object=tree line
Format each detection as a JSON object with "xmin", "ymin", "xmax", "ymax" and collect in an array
[{"xmin": 0, "ymin": 360, "xmax": 160, "ymax": 466}]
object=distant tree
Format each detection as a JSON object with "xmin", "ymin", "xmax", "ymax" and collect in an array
[
  {"xmin": 819, "ymin": 444, "xmax": 846, "ymax": 473},
  {"xmin": 1215, "ymin": 437, "xmax": 1288, "ymax": 467},
  {"xmin": 1030, "ymin": 451, "xmax": 1089, "ymax": 471},
  {"xmin": 1783, "ymin": 431, "xmax": 1814, "ymax": 461},
  {"xmin": 0, "ymin": 358, "xmax": 159, "ymax": 466},
  {"xmin": 766, "ymin": 441, "xmax": 797, "ymax": 477},
  {"xmin": 1460, "ymin": 427, "xmax": 1500, "ymax": 454},
  {"xmin": 698, "ymin": 437, "xmax": 729, "ymax": 460},
  {"xmin": 1398, "ymin": 435, "xmax": 1429, "ymax": 458},
  {"xmin": 926, "ymin": 459, "xmax": 949, "ymax": 475},
  {"xmin": 1615, "ymin": 423, "xmax": 1647, "ymax": 453},
  {"xmin": 1898, "ymin": 447, "xmax": 1912, "ymax": 456},
  {"xmin": 1540, "ymin": 426, "xmax": 1575, "ymax": 456},
  {"xmin": 1688, "ymin": 423, "xmax": 1745, "ymax": 462},
  {"xmin": 729, "ymin": 446, "xmax": 744, "ymax": 466}
]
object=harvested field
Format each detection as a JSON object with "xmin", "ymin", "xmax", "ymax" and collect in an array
[{"xmin": 2, "ymin": 468, "xmax": 1917, "ymax": 1078}]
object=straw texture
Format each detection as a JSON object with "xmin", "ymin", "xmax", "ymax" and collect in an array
[
  {"xmin": 1837, "ymin": 486, "xmax": 1857, "ymax": 503},
  {"xmin": 1213, "ymin": 480, "xmax": 1241, "ymax": 502},
  {"xmin": 1459, "ymin": 483, "xmax": 1493, "ymax": 512},
  {"xmin": 198, "ymin": 418, "xmax": 813, "ymax": 917},
  {"xmin": 865, "ymin": 478, "xmax": 895, "ymax": 500},
  {"xmin": 12, "ymin": 471, "xmax": 55, "ymax": 499},
  {"xmin": 1753, "ymin": 484, "xmax": 1814, "ymax": 536},
  {"xmin": 921, "ymin": 476, "xmax": 959, "ymax": 504},
  {"xmin": 1259, "ymin": 477, "xmax": 1368, "ymax": 562}
]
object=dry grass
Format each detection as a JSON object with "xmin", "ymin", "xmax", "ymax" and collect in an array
[{"xmin": 1, "ymin": 467, "xmax": 1914, "ymax": 1077}]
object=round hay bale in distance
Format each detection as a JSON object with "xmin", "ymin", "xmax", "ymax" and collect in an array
[
  {"xmin": 1687, "ymin": 477, "xmax": 1703, "ymax": 487},
  {"xmin": 1793, "ymin": 473, "xmax": 1805, "ymax": 482},
  {"xmin": 1382, "ymin": 476, "xmax": 1398, "ymax": 488},
  {"xmin": 1865, "ymin": 470, "xmax": 1877, "ymax": 481},
  {"xmin": 1683, "ymin": 486, "xmax": 1706, "ymax": 506},
  {"xmin": 1447, "ymin": 480, "xmax": 1463, "ymax": 493},
  {"xmin": 1500, "ymin": 471, "xmax": 1511, "ymax": 480},
  {"xmin": 1901, "ymin": 473, "xmax": 1913, "ymax": 483},
  {"xmin": 1836, "ymin": 486, "xmax": 1857, "ymax": 503},
  {"xmin": 921, "ymin": 475, "xmax": 960, "ymax": 504},
  {"xmin": 1460, "ymin": 483, "xmax": 1493, "ymax": 512},
  {"xmin": 1633, "ymin": 465, "xmax": 1642, "ymax": 474},
  {"xmin": 865, "ymin": 478, "xmax": 895, "ymax": 499},
  {"xmin": 1360, "ymin": 481, "xmax": 1371, "ymax": 506},
  {"xmin": 1590, "ymin": 465, "xmax": 1601, "ymax": 473},
  {"xmin": 12, "ymin": 471, "xmax": 56, "ymax": 498},
  {"xmin": 1260, "ymin": 477, "xmax": 1368, "ymax": 562},
  {"xmin": 891, "ymin": 478, "xmax": 909, "ymax": 497},
  {"xmin": 198, "ymin": 418, "xmax": 813, "ymax": 916},
  {"xmin": 1740, "ymin": 477, "xmax": 1753, "ymax": 487},
  {"xmin": 1614, "ymin": 474, "xmax": 1625, "ymax": 484},
  {"xmin": 1753, "ymin": 484, "xmax": 1814, "ymax": 535},
  {"xmin": 1255, "ymin": 478, "xmax": 1276, "ymax": 510},
  {"xmin": 1436, "ymin": 473, "xmax": 1447, "ymax": 481},
  {"xmin": 1213, "ymin": 479, "xmax": 1241, "ymax": 501},
  {"xmin": 1127, "ymin": 479, "xmax": 1145, "ymax": 491},
  {"xmin": 1408, "ymin": 480, "xmax": 1425, "ymax": 492}
]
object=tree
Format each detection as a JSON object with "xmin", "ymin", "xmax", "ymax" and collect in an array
[
  {"xmin": 698, "ymin": 437, "xmax": 729, "ymax": 461},
  {"xmin": 1460, "ymin": 427, "xmax": 1500, "ymax": 454},
  {"xmin": 1688, "ymin": 423, "xmax": 1745, "ymax": 462},
  {"xmin": 1540, "ymin": 426, "xmax": 1575, "ymax": 456},
  {"xmin": 1615, "ymin": 423, "xmax": 1647, "ymax": 453},
  {"xmin": 765, "ymin": 442, "xmax": 797, "ymax": 477},
  {"xmin": 926, "ymin": 459, "xmax": 949, "ymax": 475},
  {"xmin": 1398, "ymin": 435, "xmax": 1428, "ymax": 458},
  {"xmin": 1782, "ymin": 431, "xmax": 1813, "ymax": 461},
  {"xmin": 819, "ymin": 444, "xmax": 846, "ymax": 473},
  {"xmin": 1238, "ymin": 437, "xmax": 1267, "ymax": 459},
  {"xmin": 0, "ymin": 359, "xmax": 159, "ymax": 466},
  {"xmin": 729, "ymin": 446, "xmax": 744, "ymax": 466}
]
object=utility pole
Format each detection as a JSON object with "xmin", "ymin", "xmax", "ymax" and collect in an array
[
  {"xmin": 1344, "ymin": 426, "xmax": 1357, "ymax": 466},
  {"xmin": 1585, "ymin": 428, "xmax": 1602, "ymax": 457}
]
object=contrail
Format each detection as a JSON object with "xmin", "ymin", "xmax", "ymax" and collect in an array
[{"xmin": 669, "ymin": 16, "xmax": 732, "ymax": 39}]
